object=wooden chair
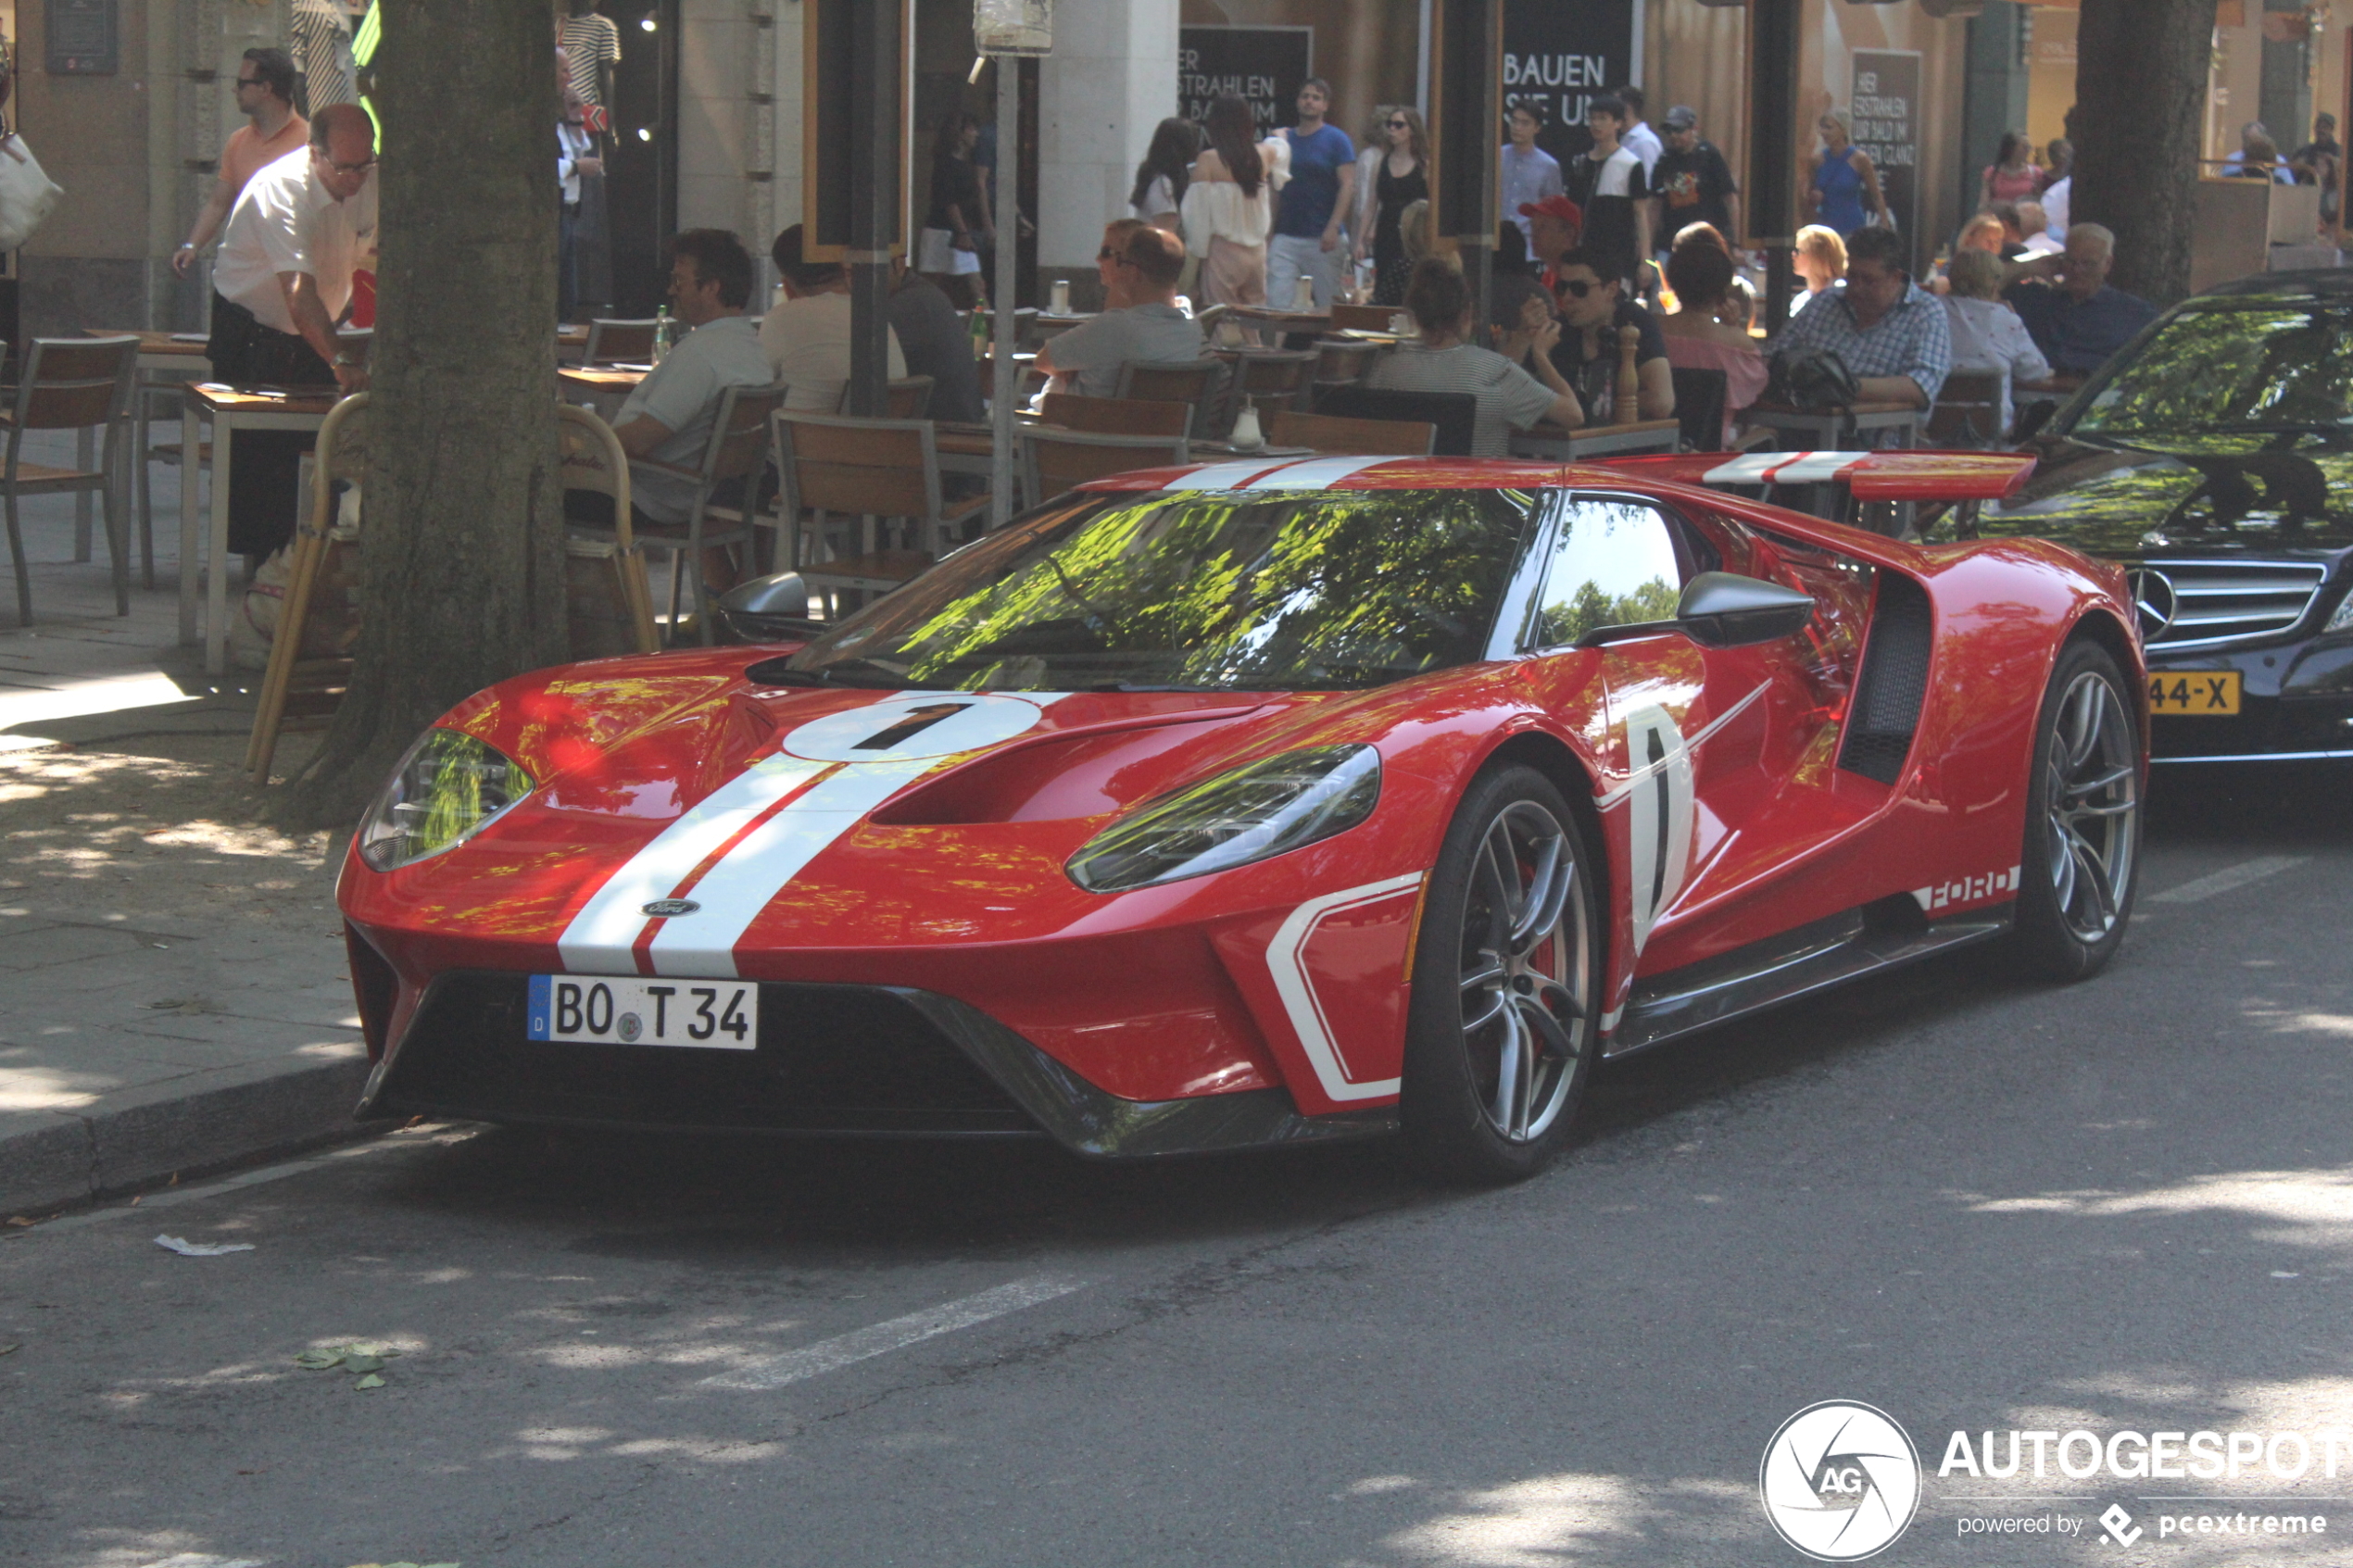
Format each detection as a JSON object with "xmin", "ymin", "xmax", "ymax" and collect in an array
[
  {"xmin": 1036, "ymin": 393, "xmax": 1192, "ymax": 438},
  {"xmin": 836, "ymin": 376, "xmax": 937, "ymax": 418},
  {"xmin": 1021, "ymin": 428, "xmax": 1190, "ymax": 507},
  {"xmin": 1316, "ymin": 384, "xmax": 1478, "ymax": 457},
  {"xmin": 1310, "ymin": 338, "xmax": 1383, "ymax": 392},
  {"xmin": 1217, "ymin": 348, "xmax": 1320, "ymax": 433},
  {"xmin": 772, "ymin": 414, "xmax": 988, "ymax": 615},
  {"xmin": 3, "ymin": 335, "xmax": 137, "ymax": 625},
  {"xmin": 556, "ymin": 404, "xmax": 661, "ymax": 656},
  {"xmin": 1669, "ymin": 366, "xmax": 1730, "ymax": 453},
  {"xmin": 246, "ymin": 393, "xmax": 366, "ymax": 784},
  {"xmin": 628, "ymin": 382, "xmax": 786, "ymax": 644},
  {"xmin": 1114, "ymin": 359, "xmax": 1228, "ymax": 438},
  {"xmin": 1268, "ymin": 409, "xmax": 1435, "ymax": 457},
  {"xmin": 1927, "ymin": 370, "xmax": 2006, "ymax": 448},
  {"xmin": 582, "ymin": 319, "xmax": 660, "ymax": 367},
  {"xmin": 1330, "ymin": 303, "xmax": 1401, "ymax": 332}
]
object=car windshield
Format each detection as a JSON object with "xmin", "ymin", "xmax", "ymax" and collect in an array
[
  {"xmin": 2067, "ymin": 302, "xmax": 2353, "ymax": 445},
  {"xmin": 777, "ymin": 487, "xmax": 1540, "ymax": 692}
]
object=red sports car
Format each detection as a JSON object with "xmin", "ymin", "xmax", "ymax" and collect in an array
[{"xmin": 337, "ymin": 452, "xmax": 2145, "ymax": 1181}]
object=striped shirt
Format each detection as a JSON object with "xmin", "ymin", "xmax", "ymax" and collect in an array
[
  {"xmin": 1366, "ymin": 341, "xmax": 1557, "ymax": 457},
  {"xmin": 560, "ymin": 13, "xmax": 622, "ymax": 107},
  {"xmin": 1770, "ymin": 280, "xmax": 1952, "ymax": 408}
]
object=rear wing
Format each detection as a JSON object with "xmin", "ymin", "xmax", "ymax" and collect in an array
[{"xmin": 1592, "ymin": 450, "xmax": 2039, "ymax": 503}]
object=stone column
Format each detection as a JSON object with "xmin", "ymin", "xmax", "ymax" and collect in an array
[{"xmin": 1036, "ymin": 0, "xmax": 1180, "ymax": 295}]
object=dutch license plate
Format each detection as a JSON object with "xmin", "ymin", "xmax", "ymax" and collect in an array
[
  {"xmin": 2148, "ymin": 671, "xmax": 2241, "ymax": 716},
  {"xmin": 526, "ymin": 974, "xmax": 758, "ymax": 1048}
]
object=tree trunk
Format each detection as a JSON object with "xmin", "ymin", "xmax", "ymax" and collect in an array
[
  {"xmin": 2073, "ymin": 0, "xmax": 2211, "ymax": 307},
  {"xmin": 284, "ymin": 0, "xmax": 568, "ymax": 828}
]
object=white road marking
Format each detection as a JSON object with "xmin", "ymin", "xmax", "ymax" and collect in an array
[
  {"xmin": 2148, "ymin": 855, "xmax": 2309, "ymax": 905},
  {"xmin": 698, "ymin": 1273, "xmax": 1088, "ymax": 1391}
]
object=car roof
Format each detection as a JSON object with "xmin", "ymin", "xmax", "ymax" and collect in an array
[
  {"xmin": 2196, "ymin": 268, "xmax": 2353, "ymax": 301},
  {"xmin": 1075, "ymin": 451, "xmax": 2038, "ymax": 503}
]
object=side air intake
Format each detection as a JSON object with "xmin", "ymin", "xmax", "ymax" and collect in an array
[{"xmin": 1838, "ymin": 571, "xmax": 1932, "ymax": 784}]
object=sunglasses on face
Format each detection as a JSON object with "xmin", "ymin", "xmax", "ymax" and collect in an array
[
  {"xmin": 1556, "ymin": 278, "xmax": 1604, "ymax": 298},
  {"xmin": 1387, "ymin": 119, "xmax": 1410, "ymax": 131},
  {"xmin": 235, "ymin": 76, "xmax": 265, "ymax": 88}
]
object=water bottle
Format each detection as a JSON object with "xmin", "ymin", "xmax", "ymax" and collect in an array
[{"xmin": 651, "ymin": 306, "xmax": 673, "ymax": 365}]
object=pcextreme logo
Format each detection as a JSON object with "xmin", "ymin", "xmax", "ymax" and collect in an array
[{"xmin": 1761, "ymin": 1400, "xmax": 1923, "ymax": 1562}]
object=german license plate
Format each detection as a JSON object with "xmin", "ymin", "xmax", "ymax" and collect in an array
[
  {"xmin": 526, "ymin": 974, "xmax": 758, "ymax": 1048},
  {"xmin": 2147, "ymin": 671, "xmax": 2241, "ymax": 716}
]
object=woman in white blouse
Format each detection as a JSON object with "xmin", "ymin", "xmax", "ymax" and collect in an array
[
  {"xmin": 1182, "ymin": 93, "xmax": 1288, "ymax": 307},
  {"xmin": 1941, "ymin": 248, "xmax": 2051, "ymax": 433}
]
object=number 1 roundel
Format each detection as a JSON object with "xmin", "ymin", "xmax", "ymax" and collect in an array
[
  {"xmin": 1623, "ymin": 704, "xmax": 1696, "ymax": 957},
  {"xmin": 782, "ymin": 692, "xmax": 1053, "ymax": 763}
]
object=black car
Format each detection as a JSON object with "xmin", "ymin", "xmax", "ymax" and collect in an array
[{"xmin": 1964, "ymin": 269, "xmax": 2353, "ymax": 765}]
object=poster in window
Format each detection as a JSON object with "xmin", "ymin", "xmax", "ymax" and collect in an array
[{"xmin": 1503, "ymin": 0, "xmax": 1644, "ymax": 168}]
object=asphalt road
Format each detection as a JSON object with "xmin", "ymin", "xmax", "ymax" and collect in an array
[{"xmin": 4, "ymin": 767, "xmax": 2350, "ymax": 1568}]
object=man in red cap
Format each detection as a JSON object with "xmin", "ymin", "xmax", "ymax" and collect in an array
[{"xmin": 1518, "ymin": 194, "xmax": 1583, "ymax": 293}]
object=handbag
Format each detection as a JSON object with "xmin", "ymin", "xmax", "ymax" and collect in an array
[
  {"xmin": 1768, "ymin": 349, "xmax": 1861, "ymax": 413},
  {"xmin": 0, "ymin": 133, "xmax": 63, "ymax": 253}
]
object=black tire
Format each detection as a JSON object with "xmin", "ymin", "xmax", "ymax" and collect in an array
[
  {"xmin": 1400, "ymin": 765, "xmax": 1604, "ymax": 1184},
  {"xmin": 2010, "ymin": 639, "xmax": 2142, "ymax": 981}
]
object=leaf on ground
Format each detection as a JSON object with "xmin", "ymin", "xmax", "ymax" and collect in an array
[
  {"xmin": 0, "ymin": 1342, "xmax": 18, "ymax": 1356},
  {"xmin": 154, "ymin": 1234, "xmax": 256, "ymax": 1256},
  {"xmin": 341, "ymin": 1352, "xmax": 385, "ymax": 1374},
  {"xmin": 353, "ymin": 1373, "xmax": 385, "ymax": 1390},
  {"xmin": 294, "ymin": 1348, "xmax": 346, "ymax": 1370}
]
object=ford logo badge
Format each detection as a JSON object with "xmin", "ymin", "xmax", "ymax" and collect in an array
[{"xmin": 641, "ymin": 898, "xmax": 699, "ymax": 917}]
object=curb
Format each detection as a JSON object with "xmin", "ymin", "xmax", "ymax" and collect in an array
[{"xmin": 0, "ymin": 1055, "xmax": 377, "ymax": 1217}]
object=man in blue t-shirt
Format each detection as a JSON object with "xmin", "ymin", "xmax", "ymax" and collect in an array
[{"xmin": 1266, "ymin": 78, "xmax": 1358, "ymax": 311}]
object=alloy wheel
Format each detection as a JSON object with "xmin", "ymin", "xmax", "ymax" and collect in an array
[
  {"xmin": 1458, "ymin": 801, "xmax": 1592, "ymax": 1144},
  {"xmin": 2043, "ymin": 669, "xmax": 2139, "ymax": 944}
]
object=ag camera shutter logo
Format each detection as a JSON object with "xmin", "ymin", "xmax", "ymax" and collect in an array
[{"xmin": 1760, "ymin": 1400, "xmax": 1921, "ymax": 1561}]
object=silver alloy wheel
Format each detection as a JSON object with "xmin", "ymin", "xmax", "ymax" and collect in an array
[
  {"xmin": 2044, "ymin": 669, "xmax": 2139, "ymax": 943},
  {"xmin": 1458, "ymin": 800, "xmax": 1591, "ymax": 1144}
]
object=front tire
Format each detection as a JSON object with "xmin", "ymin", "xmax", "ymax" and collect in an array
[
  {"xmin": 2010, "ymin": 640, "xmax": 2142, "ymax": 981},
  {"xmin": 1401, "ymin": 766, "xmax": 1603, "ymax": 1184}
]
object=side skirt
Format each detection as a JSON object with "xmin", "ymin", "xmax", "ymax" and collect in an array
[{"xmin": 1603, "ymin": 900, "xmax": 2012, "ymax": 1060}]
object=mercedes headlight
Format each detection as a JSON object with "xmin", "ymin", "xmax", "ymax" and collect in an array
[
  {"xmin": 357, "ymin": 728, "xmax": 535, "ymax": 872},
  {"xmin": 2328, "ymin": 590, "xmax": 2353, "ymax": 634},
  {"xmin": 1066, "ymin": 745, "xmax": 1381, "ymax": 894}
]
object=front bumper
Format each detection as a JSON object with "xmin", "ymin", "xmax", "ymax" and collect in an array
[
  {"xmin": 361, "ymin": 971, "xmax": 1396, "ymax": 1160},
  {"xmin": 2147, "ymin": 640, "xmax": 2353, "ymax": 761}
]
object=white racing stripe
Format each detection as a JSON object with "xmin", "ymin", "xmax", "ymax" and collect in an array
[
  {"xmin": 2148, "ymin": 855, "xmax": 2309, "ymax": 905},
  {"xmin": 558, "ymin": 753, "xmax": 835, "ymax": 972},
  {"xmin": 698, "ymin": 1273, "xmax": 1088, "ymax": 1391},
  {"xmin": 1265, "ymin": 872, "xmax": 1427, "ymax": 1101},
  {"xmin": 1243, "ymin": 455, "xmax": 1396, "ymax": 490},
  {"xmin": 1764, "ymin": 451, "xmax": 1867, "ymax": 484},
  {"xmin": 1159, "ymin": 458, "xmax": 1303, "ymax": 491},
  {"xmin": 1699, "ymin": 454, "xmax": 1787, "ymax": 485}
]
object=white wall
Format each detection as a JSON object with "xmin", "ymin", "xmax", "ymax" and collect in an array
[{"xmin": 1037, "ymin": 0, "xmax": 1182, "ymax": 269}]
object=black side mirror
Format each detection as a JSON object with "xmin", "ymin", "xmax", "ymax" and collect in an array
[
  {"xmin": 1578, "ymin": 571, "xmax": 1815, "ymax": 649},
  {"xmin": 2010, "ymin": 399, "xmax": 2057, "ymax": 444},
  {"xmin": 716, "ymin": 572, "xmax": 823, "ymax": 644}
]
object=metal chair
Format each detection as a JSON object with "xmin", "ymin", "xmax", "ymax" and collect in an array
[
  {"xmin": 3, "ymin": 335, "xmax": 137, "ymax": 624},
  {"xmin": 772, "ymin": 414, "xmax": 989, "ymax": 616},
  {"xmin": 1310, "ymin": 338, "xmax": 1383, "ymax": 393},
  {"xmin": 627, "ymin": 382, "xmax": 786, "ymax": 644},
  {"xmin": 1021, "ymin": 428, "xmax": 1190, "ymax": 507},
  {"xmin": 1669, "ymin": 366, "xmax": 1730, "ymax": 453},
  {"xmin": 1215, "ymin": 348, "xmax": 1319, "ymax": 435},
  {"xmin": 1036, "ymin": 393, "xmax": 1192, "ymax": 439},
  {"xmin": 1315, "ymin": 385, "xmax": 1478, "ymax": 458},
  {"xmin": 1114, "ymin": 358, "xmax": 1228, "ymax": 438},
  {"xmin": 835, "ymin": 376, "xmax": 937, "ymax": 419},
  {"xmin": 581, "ymin": 318, "xmax": 660, "ymax": 367},
  {"xmin": 1927, "ymin": 370, "xmax": 2006, "ymax": 449},
  {"xmin": 1268, "ymin": 409, "xmax": 1435, "ymax": 457}
]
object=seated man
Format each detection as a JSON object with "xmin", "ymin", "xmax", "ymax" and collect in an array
[
  {"xmin": 1366, "ymin": 257, "xmax": 1581, "ymax": 457},
  {"xmin": 762, "ymin": 223, "xmax": 907, "ymax": 412},
  {"xmin": 1035, "ymin": 220, "xmax": 1205, "ymax": 397},
  {"xmin": 1529, "ymin": 245, "xmax": 1675, "ymax": 423},
  {"xmin": 610, "ymin": 228, "xmax": 773, "ymax": 589},
  {"xmin": 2003, "ymin": 222, "xmax": 2156, "ymax": 380},
  {"xmin": 1769, "ymin": 223, "xmax": 1950, "ymax": 439}
]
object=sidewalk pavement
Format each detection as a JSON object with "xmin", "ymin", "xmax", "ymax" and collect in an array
[{"xmin": 1, "ymin": 431, "xmax": 372, "ymax": 1216}]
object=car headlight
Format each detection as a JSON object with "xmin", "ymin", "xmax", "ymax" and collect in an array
[
  {"xmin": 2328, "ymin": 590, "xmax": 2353, "ymax": 634},
  {"xmin": 1066, "ymin": 745, "xmax": 1381, "ymax": 894},
  {"xmin": 356, "ymin": 728, "xmax": 535, "ymax": 872}
]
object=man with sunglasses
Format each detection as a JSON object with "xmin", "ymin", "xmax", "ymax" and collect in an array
[
  {"xmin": 1035, "ymin": 220, "xmax": 1202, "ymax": 398},
  {"xmin": 1530, "ymin": 247, "xmax": 1675, "ymax": 424},
  {"xmin": 173, "ymin": 48, "xmax": 306, "ymax": 279},
  {"xmin": 209, "ymin": 103, "xmax": 381, "ymax": 560}
]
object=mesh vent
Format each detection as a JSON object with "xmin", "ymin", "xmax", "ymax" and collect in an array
[{"xmin": 1839, "ymin": 573, "xmax": 1933, "ymax": 784}]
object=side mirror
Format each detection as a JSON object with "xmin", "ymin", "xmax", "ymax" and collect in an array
[
  {"xmin": 716, "ymin": 572, "xmax": 823, "ymax": 644},
  {"xmin": 2010, "ymin": 398, "xmax": 2057, "ymax": 444},
  {"xmin": 1578, "ymin": 571, "xmax": 1815, "ymax": 649}
]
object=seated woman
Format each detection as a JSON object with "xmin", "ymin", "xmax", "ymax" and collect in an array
[
  {"xmin": 1789, "ymin": 224, "xmax": 1845, "ymax": 318},
  {"xmin": 1671, "ymin": 222, "xmax": 1754, "ymax": 330},
  {"xmin": 1657, "ymin": 242, "xmax": 1768, "ymax": 447},
  {"xmin": 1366, "ymin": 257, "xmax": 1582, "ymax": 456},
  {"xmin": 1941, "ymin": 247, "xmax": 2050, "ymax": 433}
]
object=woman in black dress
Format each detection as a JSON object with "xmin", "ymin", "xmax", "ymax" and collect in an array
[{"xmin": 1355, "ymin": 107, "xmax": 1428, "ymax": 307}]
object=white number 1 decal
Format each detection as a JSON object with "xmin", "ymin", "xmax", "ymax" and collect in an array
[{"xmin": 1623, "ymin": 704, "xmax": 1695, "ymax": 957}]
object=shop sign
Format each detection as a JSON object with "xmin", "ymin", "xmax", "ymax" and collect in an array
[
  {"xmin": 1851, "ymin": 49, "xmax": 1920, "ymax": 255},
  {"xmin": 1178, "ymin": 27, "xmax": 1313, "ymax": 132},
  {"xmin": 1504, "ymin": 0, "xmax": 1644, "ymax": 165},
  {"xmin": 47, "ymin": 0, "xmax": 119, "ymax": 75}
]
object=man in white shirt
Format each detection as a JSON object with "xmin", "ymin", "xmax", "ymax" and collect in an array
[
  {"xmin": 1615, "ymin": 84, "xmax": 1664, "ymax": 182},
  {"xmin": 208, "ymin": 102, "xmax": 379, "ymax": 558},
  {"xmin": 760, "ymin": 224, "xmax": 908, "ymax": 413},
  {"xmin": 613, "ymin": 229, "xmax": 774, "ymax": 589},
  {"xmin": 1036, "ymin": 222, "xmax": 1204, "ymax": 398}
]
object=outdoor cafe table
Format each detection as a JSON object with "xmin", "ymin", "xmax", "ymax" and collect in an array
[
  {"xmin": 1744, "ymin": 398, "xmax": 1925, "ymax": 450},
  {"xmin": 91, "ymin": 329, "xmax": 212, "ymax": 588},
  {"xmin": 560, "ymin": 365, "xmax": 648, "ymax": 422},
  {"xmin": 179, "ymin": 383, "xmax": 337, "ymax": 676},
  {"xmin": 1508, "ymin": 418, "xmax": 1682, "ymax": 461}
]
